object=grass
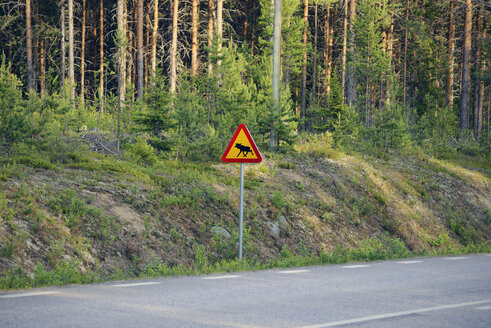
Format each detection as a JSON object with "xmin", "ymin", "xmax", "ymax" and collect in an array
[
  {"xmin": 1, "ymin": 139, "xmax": 489, "ymax": 292},
  {"xmin": 1, "ymin": 237, "xmax": 489, "ymax": 290}
]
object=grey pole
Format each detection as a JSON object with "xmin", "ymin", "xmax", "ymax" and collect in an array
[{"xmin": 239, "ymin": 163, "xmax": 244, "ymax": 260}]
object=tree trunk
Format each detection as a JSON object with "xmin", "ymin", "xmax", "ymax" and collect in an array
[
  {"xmin": 127, "ymin": 6, "xmax": 133, "ymax": 100},
  {"xmin": 341, "ymin": 0, "xmax": 348, "ymax": 101},
  {"xmin": 403, "ymin": 0, "xmax": 409, "ymax": 106},
  {"xmin": 60, "ymin": 2, "xmax": 65, "ymax": 89},
  {"xmin": 270, "ymin": 0, "xmax": 282, "ymax": 150},
  {"xmin": 117, "ymin": 0, "xmax": 127, "ymax": 150},
  {"xmin": 191, "ymin": 0, "xmax": 200, "ymax": 76},
  {"xmin": 80, "ymin": 0, "xmax": 86, "ymax": 106},
  {"xmin": 145, "ymin": 1, "xmax": 150, "ymax": 88},
  {"xmin": 40, "ymin": 39, "xmax": 45, "ymax": 97},
  {"xmin": 26, "ymin": 0, "xmax": 34, "ymax": 91},
  {"xmin": 301, "ymin": 0, "xmax": 308, "ymax": 129},
  {"xmin": 170, "ymin": 0, "xmax": 179, "ymax": 93},
  {"xmin": 324, "ymin": 2, "xmax": 331, "ymax": 99},
  {"xmin": 459, "ymin": 0, "xmax": 472, "ymax": 134},
  {"xmin": 311, "ymin": 3, "xmax": 318, "ymax": 104},
  {"xmin": 217, "ymin": 0, "xmax": 223, "ymax": 69},
  {"xmin": 479, "ymin": 13, "xmax": 486, "ymax": 138},
  {"xmin": 251, "ymin": 0, "xmax": 256, "ymax": 56},
  {"xmin": 137, "ymin": 0, "xmax": 144, "ymax": 99},
  {"xmin": 68, "ymin": 0, "xmax": 75, "ymax": 100},
  {"xmin": 243, "ymin": 0, "xmax": 248, "ymax": 42},
  {"xmin": 99, "ymin": 0, "xmax": 104, "ymax": 115},
  {"xmin": 473, "ymin": 5, "xmax": 485, "ymax": 140},
  {"xmin": 207, "ymin": 0, "xmax": 214, "ymax": 75},
  {"xmin": 151, "ymin": 0, "xmax": 158, "ymax": 77},
  {"xmin": 445, "ymin": 0, "xmax": 455, "ymax": 109},
  {"xmin": 346, "ymin": 0, "xmax": 356, "ymax": 107}
]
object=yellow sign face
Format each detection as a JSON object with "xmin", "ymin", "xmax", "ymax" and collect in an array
[{"xmin": 222, "ymin": 124, "xmax": 262, "ymax": 163}]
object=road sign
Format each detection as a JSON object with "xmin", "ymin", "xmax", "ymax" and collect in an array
[
  {"xmin": 221, "ymin": 124, "xmax": 262, "ymax": 163},
  {"xmin": 221, "ymin": 124, "xmax": 262, "ymax": 260}
]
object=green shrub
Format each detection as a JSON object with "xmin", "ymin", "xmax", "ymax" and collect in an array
[
  {"xmin": 271, "ymin": 191, "xmax": 288, "ymax": 210},
  {"xmin": 12, "ymin": 155, "xmax": 57, "ymax": 170},
  {"xmin": 295, "ymin": 133, "xmax": 340, "ymax": 159},
  {"xmin": 125, "ymin": 137, "xmax": 158, "ymax": 166}
]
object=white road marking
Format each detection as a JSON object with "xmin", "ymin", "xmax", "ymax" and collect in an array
[
  {"xmin": 278, "ymin": 270, "xmax": 311, "ymax": 274},
  {"xmin": 297, "ymin": 299, "xmax": 491, "ymax": 328},
  {"xmin": 397, "ymin": 260, "xmax": 423, "ymax": 264},
  {"xmin": 111, "ymin": 282, "xmax": 160, "ymax": 288},
  {"xmin": 0, "ymin": 291, "xmax": 59, "ymax": 299},
  {"xmin": 341, "ymin": 265, "xmax": 370, "ymax": 269},
  {"xmin": 476, "ymin": 305, "xmax": 491, "ymax": 310},
  {"xmin": 445, "ymin": 257, "xmax": 469, "ymax": 260},
  {"xmin": 202, "ymin": 275, "xmax": 241, "ymax": 280}
]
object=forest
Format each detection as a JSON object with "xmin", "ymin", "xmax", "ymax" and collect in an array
[{"xmin": 0, "ymin": 0, "xmax": 489, "ymax": 160}]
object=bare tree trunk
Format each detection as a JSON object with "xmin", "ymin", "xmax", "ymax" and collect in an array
[
  {"xmin": 145, "ymin": 1, "xmax": 150, "ymax": 88},
  {"xmin": 445, "ymin": 0, "xmax": 455, "ymax": 109},
  {"xmin": 270, "ymin": 0, "xmax": 282, "ymax": 150},
  {"xmin": 216, "ymin": 0, "xmax": 223, "ymax": 69},
  {"xmin": 127, "ymin": 5, "xmax": 133, "ymax": 100},
  {"xmin": 311, "ymin": 3, "xmax": 318, "ymax": 104},
  {"xmin": 117, "ymin": 0, "xmax": 127, "ymax": 151},
  {"xmin": 479, "ymin": 14, "xmax": 486, "ymax": 139},
  {"xmin": 386, "ymin": 10, "xmax": 393, "ymax": 107},
  {"xmin": 243, "ymin": 0, "xmax": 248, "ymax": 42},
  {"xmin": 324, "ymin": 2, "xmax": 331, "ymax": 99},
  {"xmin": 97, "ymin": 0, "xmax": 104, "ymax": 130},
  {"xmin": 473, "ymin": 5, "xmax": 485, "ymax": 140},
  {"xmin": 301, "ymin": 0, "xmax": 308, "ymax": 129},
  {"xmin": 80, "ymin": 0, "xmax": 86, "ymax": 106},
  {"xmin": 40, "ymin": 40, "xmax": 45, "ymax": 97},
  {"xmin": 26, "ymin": 0, "xmax": 34, "ymax": 91},
  {"xmin": 191, "ymin": 0, "xmax": 200, "ymax": 76},
  {"xmin": 68, "ymin": 0, "xmax": 75, "ymax": 100},
  {"xmin": 403, "ymin": 0, "xmax": 409, "ymax": 106},
  {"xmin": 137, "ymin": 0, "xmax": 144, "ymax": 99},
  {"xmin": 151, "ymin": 0, "xmax": 158, "ymax": 77},
  {"xmin": 251, "ymin": 0, "xmax": 256, "ymax": 56},
  {"xmin": 60, "ymin": 2, "xmax": 65, "ymax": 89},
  {"xmin": 346, "ymin": 0, "xmax": 356, "ymax": 107},
  {"xmin": 170, "ymin": 0, "xmax": 179, "ymax": 93},
  {"xmin": 207, "ymin": 0, "xmax": 214, "ymax": 75},
  {"xmin": 341, "ymin": 0, "xmax": 348, "ymax": 100},
  {"xmin": 459, "ymin": 0, "xmax": 472, "ymax": 134}
]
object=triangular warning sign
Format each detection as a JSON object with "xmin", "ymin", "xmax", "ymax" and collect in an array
[{"xmin": 222, "ymin": 124, "xmax": 262, "ymax": 163}]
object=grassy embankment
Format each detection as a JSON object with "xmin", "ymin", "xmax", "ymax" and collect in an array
[{"xmin": 1, "ymin": 141, "xmax": 490, "ymax": 289}]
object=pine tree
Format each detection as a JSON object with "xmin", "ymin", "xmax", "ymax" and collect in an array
[
  {"xmin": 352, "ymin": 0, "xmax": 392, "ymax": 126},
  {"xmin": 0, "ymin": 58, "xmax": 27, "ymax": 156}
]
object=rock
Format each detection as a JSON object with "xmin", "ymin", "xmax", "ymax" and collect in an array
[
  {"xmin": 267, "ymin": 222, "xmax": 280, "ymax": 238},
  {"xmin": 211, "ymin": 226, "xmax": 231, "ymax": 239},
  {"xmin": 278, "ymin": 215, "xmax": 288, "ymax": 228}
]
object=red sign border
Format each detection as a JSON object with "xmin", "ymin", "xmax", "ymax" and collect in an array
[{"xmin": 221, "ymin": 124, "xmax": 262, "ymax": 163}]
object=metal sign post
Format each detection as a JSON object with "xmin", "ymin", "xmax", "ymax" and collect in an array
[{"xmin": 239, "ymin": 163, "xmax": 244, "ymax": 260}]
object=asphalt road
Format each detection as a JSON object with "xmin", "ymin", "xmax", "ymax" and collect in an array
[{"xmin": 1, "ymin": 254, "xmax": 490, "ymax": 328}]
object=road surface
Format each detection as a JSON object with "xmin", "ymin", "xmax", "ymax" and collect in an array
[{"xmin": 1, "ymin": 254, "xmax": 490, "ymax": 327}]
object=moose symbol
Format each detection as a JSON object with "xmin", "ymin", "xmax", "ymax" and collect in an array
[{"xmin": 235, "ymin": 143, "xmax": 254, "ymax": 157}]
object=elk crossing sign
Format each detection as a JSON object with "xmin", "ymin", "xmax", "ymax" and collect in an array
[{"xmin": 221, "ymin": 124, "xmax": 262, "ymax": 163}]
